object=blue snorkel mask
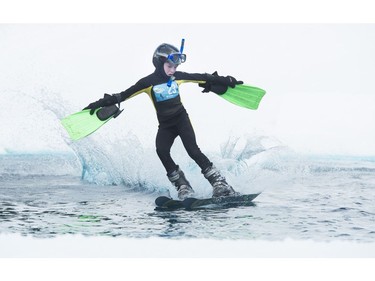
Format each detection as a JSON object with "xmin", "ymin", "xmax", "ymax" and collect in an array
[
  {"xmin": 167, "ymin": 39, "xmax": 186, "ymax": 87},
  {"xmin": 167, "ymin": 39, "xmax": 186, "ymax": 64},
  {"xmin": 167, "ymin": 53, "xmax": 187, "ymax": 64}
]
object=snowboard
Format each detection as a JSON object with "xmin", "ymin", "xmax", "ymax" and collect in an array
[
  {"xmin": 154, "ymin": 196, "xmax": 185, "ymax": 210},
  {"xmin": 154, "ymin": 193, "xmax": 260, "ymax": 210}
]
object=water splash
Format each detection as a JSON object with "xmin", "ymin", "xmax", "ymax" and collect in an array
[{"xmin": 1, "ymin": 89, "xmax": 304, "ymax": 196}]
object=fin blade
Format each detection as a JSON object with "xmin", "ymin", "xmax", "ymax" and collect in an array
[
  {"xmin": 61, "ymin": 108, "xmax": 112, "ymax": 140},
  {"xmin": 219, "ymin": 84, "xmax": 266, "ymax": 110}
]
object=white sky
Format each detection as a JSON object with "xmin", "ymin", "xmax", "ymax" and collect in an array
[{"xmin": 1, "ymin": 23, "xmax": 374, "ymax": 156}]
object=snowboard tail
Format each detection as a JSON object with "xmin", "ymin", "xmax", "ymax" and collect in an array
[{"xmin": 154, "ymin": 193, "xmax": 260, "ymax": 210}]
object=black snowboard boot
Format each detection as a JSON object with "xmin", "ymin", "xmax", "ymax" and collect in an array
[
  {"xmin": 203, "ymin": 165, "xmax": 236, "ymax": 197},
  {"xmin": 168, "ymin": 166, "xmax": 195, "ymax": 200}
]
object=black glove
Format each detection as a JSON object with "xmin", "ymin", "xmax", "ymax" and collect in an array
[
  {"xmin": 83, "ymin": 94, "xmax": 119, "ymax": 115},
  {"xmin": 199, "ymin": 71, "xmax": 243, "ymax": 95},
  {"xmin": 208, "ymin": 71, "xmax": 243, "ymax": 88},
  {"xmin": 199, "ymin": 81, "xmax": 227, "ymax": 95}
]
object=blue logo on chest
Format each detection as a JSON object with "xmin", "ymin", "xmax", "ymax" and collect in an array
[{"xmin": 153, "ymin": 81, "xmax": 179, "ymax": 102}]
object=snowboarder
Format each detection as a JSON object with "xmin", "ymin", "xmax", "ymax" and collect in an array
[{"xmin": 84, "ymin": 40, "xmax": 243, "ymax": 199}]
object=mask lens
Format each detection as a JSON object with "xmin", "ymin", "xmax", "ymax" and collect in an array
[{"xmin": 167, "ymin": 53, "xmax": 186, "ymax": 64}]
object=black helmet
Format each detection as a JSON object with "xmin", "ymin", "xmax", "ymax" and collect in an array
[{"xmin": 152, "ymin": 43, "xmax": 186, "ymax": 67}]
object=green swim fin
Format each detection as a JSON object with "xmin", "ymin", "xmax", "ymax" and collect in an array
[
  {"xmin": 199, "ymin": 75, "xmax": 266, "ymax": 110},
  {"xmin": 61, "ymin": 105, "xmax": 123, "ymax": 140},
  {"xmin": 220, "ymin": 84, "xmax": 266, "ymax": 110}
]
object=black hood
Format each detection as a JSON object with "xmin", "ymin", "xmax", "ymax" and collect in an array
[{"xmin": 154, "ymin": 61, "xmax": 170, "ymax": 80}]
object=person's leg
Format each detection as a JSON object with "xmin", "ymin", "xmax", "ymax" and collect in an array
[
  {"xmin": 155, "ymin": 125, "xmax": 194, "ymax": 199},
  {"xmin": 178, "ymin": 114, "xmax": 236, "ymax": 197},
  {"xmin": 155, "ymin": 126, "xmax": 178, "ymax": 174},
  {"xmin": 177, "ymin": 114, "xmax": 212, "ymax": 171}
]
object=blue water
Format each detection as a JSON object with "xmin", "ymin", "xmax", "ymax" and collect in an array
[{"xmin": 1, "ymin": 152, "xmax": 374, "ymax": 242}]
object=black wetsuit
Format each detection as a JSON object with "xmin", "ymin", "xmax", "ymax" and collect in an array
[{"xmin": 116, "ymin": 68, "xmax": 213, "ymax": 175}]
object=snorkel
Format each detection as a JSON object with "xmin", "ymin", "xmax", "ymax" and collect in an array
[
  {"xmin": 167, "ymin": 38, "xmax": 185, "ymax": 87},
  {"xmin": 180, "ymin": 38, "xmax": 185, "ymax": 54}
]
